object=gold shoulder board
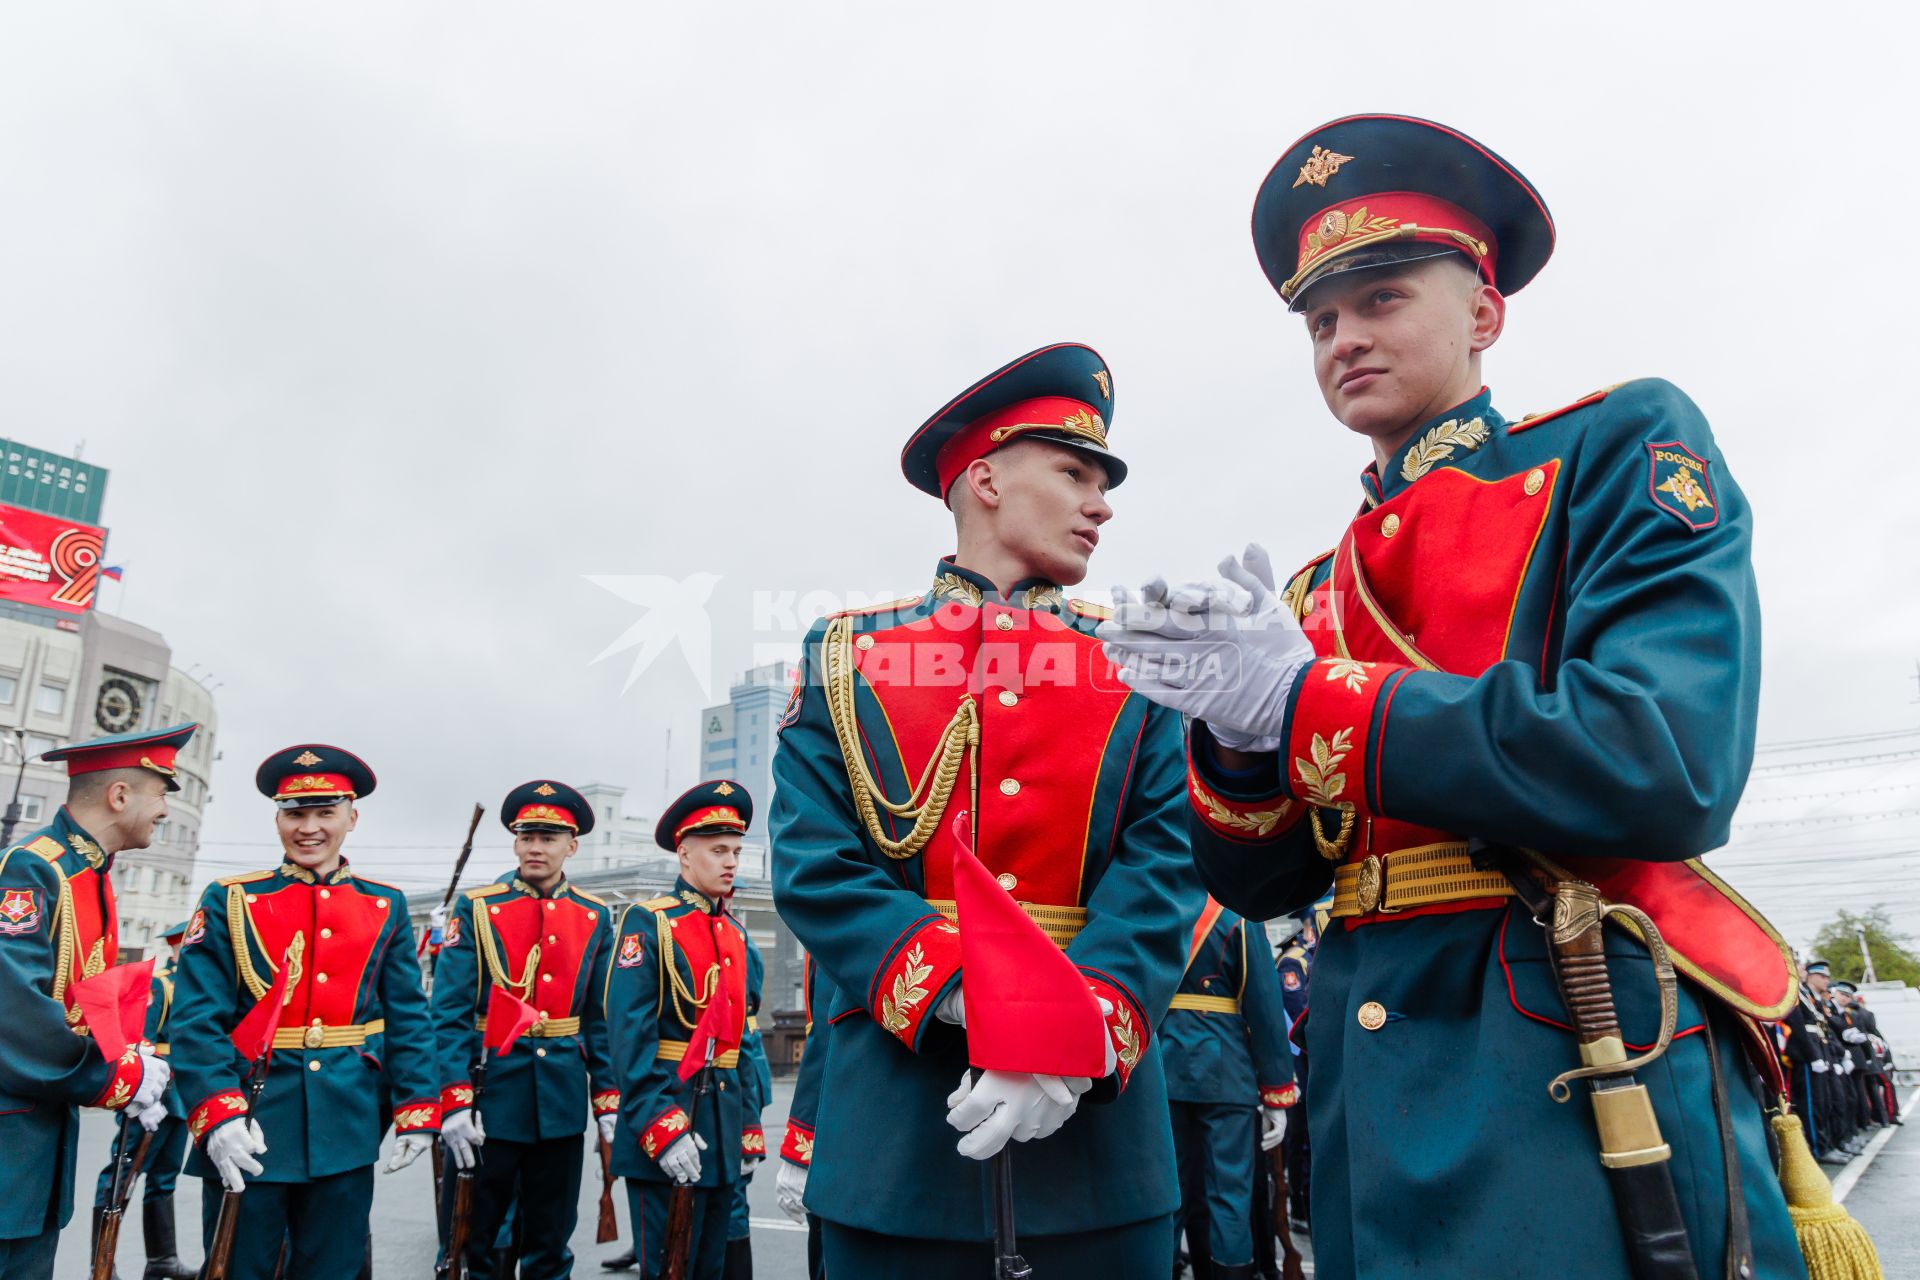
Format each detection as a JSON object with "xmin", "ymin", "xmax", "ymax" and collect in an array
[
  {"xmin": 26, "ymin": 835, "xmax": 65, "ymax": 861},
  {"xmin": 216, "ymin": 869, "xmax": 276, "ymax": 887},
  {"xmin": 571, "ymin": 887, "xmax": 609, "ymax": 908},
  {"xmin": 1511, "ymin": 383, "xmax": 1621, "ymax": 433},
  {"xmin": 466, "ymin": 883, "xmax": 511, "ymax": 900},
  {"xmin": 640, "ymin": 894, "xmax": 680, "ymax": 913},
  {"xmin": 833, "ymin": 594, "xmax": 921, "ymax": 620},
  {"xmin": 351, "ymin": 874, "xmax": 405, "ymax": 893},
  {"xmin": 1067, "ymin": 598, "xmax": 1113, "ymax": 621}
]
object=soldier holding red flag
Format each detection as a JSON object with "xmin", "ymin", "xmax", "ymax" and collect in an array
[
  {"xmin": 768, "ymin": 346, "xmax": 1199, "ymax": 1276},
  {"xmin": 429, "ymin": 779, "xmax": 621, "ymax": 1279},
  {"xmin": 169, "ymin": 744, "xmax": 441, "ymax": 1279},
  {"xmin": 0, "ymin": 723, "xmax": 192, "ymax": 1279},
  {"xmin": 604, "ymin": 781, "xmax": 766, "ymax": 1280}
]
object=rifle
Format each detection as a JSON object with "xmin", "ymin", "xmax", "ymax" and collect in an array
[
  {"xmin": 989, "ymin": 1147, "xmax": 1032, "ymax": 1280},
  {"xmin": 1268, "ymin": 1144, "xmax": 1304, "ymax": 1280},
  {"xmin": 662, "ymin": 1039, "xmax": 716, "ymax": 1280},
  {"xmin": 429, "ymin": 804, "xmax": 483, "ymax": 1221},
  {"xmin": 205, "ymin": 1054, "xmax": 274, "ymax": 1280},
  {"xmin": 438, "ymin": 1046, "xmax": 490, "ymax": 1280},
  {"xmin": 597, "ymin": 1135, "xmax": 619, "ymax": 1243},
  {"xmin": 92, "ymin": 1116, "xmax": 155, "ymax": 1280}
]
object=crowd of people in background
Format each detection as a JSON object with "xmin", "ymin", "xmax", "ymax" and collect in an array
[{"xmin": 1781, "ymin": 958, "xmax": 1902, "ymax": 1168}]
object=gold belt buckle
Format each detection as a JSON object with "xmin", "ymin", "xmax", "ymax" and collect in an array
[
  {"xmin": 303, "ymin": 1024, "xmax": 326, "ymax": 1049},
  {"xmin": 1355, "ymin": 853, "xmax": 1402, "ymax": 915}
]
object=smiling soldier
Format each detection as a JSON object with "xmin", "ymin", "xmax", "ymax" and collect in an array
[
  {"xmin": 769, "ymin": 344, "xmax": 1198, "ymax": 1276},
  {"xmin": 169, "ymin": 745, "xmax": 441, "ymax": 1279},
  {"xmin": 1098, "ymin": 117, "xmax": 1866, "ymax": 1278}
]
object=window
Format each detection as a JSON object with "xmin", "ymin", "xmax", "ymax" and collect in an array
[
  {"xmin": 25, "ymin": 734, "xmax": 58, "ymax": 758},
  {"xmin": 18, "ymin": 795, "xmax": 44, "ymax": 823},
  {"xmin": 34, "ymin": 683, "xmax": 65, "ymax": 717},
  {"xmin": 0, "ymin": 672, "xmax": 16, "ymax": 705}
]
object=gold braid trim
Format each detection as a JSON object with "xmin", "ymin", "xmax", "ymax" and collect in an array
[
  {"xmin": 228, "ymin": 886, "xmax": 270, "ymax": 1000},
  {"xmin": 53, "ymin": 873, "xmax": 82, "ymax": 1027},
  {"xmin": 653, "ymin": 907, "xmax": 722, "ymax": 1032},
  {"xmin": 476, "ymin": 905, "xmax": 542, "ymax": 998},
  {"xmin": 823, "ymin": 613, "xmax": 979, "ymax": 860}
]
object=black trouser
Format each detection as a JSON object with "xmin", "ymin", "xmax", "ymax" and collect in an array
[
  {"xmin": 440, "ymin": 1134, "xmax": 585, "ymax": 1280},
  {"xmin": 1862, "ymin": 1073, "xmax": 1889, "ymax": 1127}
]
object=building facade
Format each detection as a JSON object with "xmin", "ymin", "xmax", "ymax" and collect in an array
[{"xmin": 0, "ymin": 602, "xmax": 218, "ymax": 960}]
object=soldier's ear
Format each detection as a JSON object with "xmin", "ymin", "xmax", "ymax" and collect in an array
[
  {"xmin": 1468, "ymin": 281, "xmax": 1505, "ymax": 353},
  {"xmin": 346, "ymin": 805, "xmax": 360, "ymax": 832}
]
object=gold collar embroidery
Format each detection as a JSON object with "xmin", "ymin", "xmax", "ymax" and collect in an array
[{"xmin": 1400, "ymin": 416, "xmax": 1489, "ymax": 483}]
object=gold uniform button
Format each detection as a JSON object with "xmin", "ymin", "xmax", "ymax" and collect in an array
[
  {"xmin": 490, "ymin": 906, "xmax": 501, "ymax": 915},
  {"xmin": 376, "ymin": 898, "xmax": 388, "ymax": 909},
  {"xmin": 308, "ymin": 1060, "xmax": 322, "ymax": 1072},
  {"xmin": 999, "ymin": 778, "xmax": 1020, "ymax": 796},
  {"xmin": 320, "ymin": 928, "xmax": 332, "ymax": 939},
  {"xmin": 998, "ymin": 690, "xmax": 1018, "ymax": 707},
  {"xmin": 1380, "ymin": 514, "xmax": 1402, "ymax": 538},
  {"xmin": 548, "ymin": 934, "xmax": 558, "ymax": 944},
  {"xmin": 246, "ymin": 894, "xmax": 258, "ymax": 904},
  {"xmin": 315, "ymin": 972, "xmax": 328, "ymax": 984},
  {"xmin": 1523, "ymin": 467, "xmax": 1545, "ymax": 496},
  {"xmin": 1358, "ymin": 1001, "xmax": 1388, "ymax": 1031},
  {"xmin": 855, "ymin": 634, "xmax": 875, "ymax": 651},
  {"xmin": 541, "ymin": 973, "xmax": 552, "ymax": 983},
  {"xmin": 994, "ymin": 614, "xmax": 1014, "ymax": 631},
  {"xmin": 319, "ymin": 889, "xmax": 330, "ymax": 900},
  {"xmin": 546, "ymin": 902, "xmax": 557, "ymax": 912},
  {"xmin": 535, "ymin": 1048, "xmax": 547, "ymax": 1059},
  {"xmin": 995, "ymin": 872, "xmax": 1017, "ymax": 892}
]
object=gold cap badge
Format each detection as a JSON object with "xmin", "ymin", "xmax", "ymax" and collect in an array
[{"xmin": 293, "ymin": 750, "xmax": 323, "ymax": 767}]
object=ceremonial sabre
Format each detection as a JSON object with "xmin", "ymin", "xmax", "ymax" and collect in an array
[{"xmin": 1480, "ymin": 844, "xmax": 1699, "ymax": 1280}]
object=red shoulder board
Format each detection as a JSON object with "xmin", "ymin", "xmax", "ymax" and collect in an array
[{"xmin": 1507, "ymin": 384, "xmax": 1620, "ymax": 435}]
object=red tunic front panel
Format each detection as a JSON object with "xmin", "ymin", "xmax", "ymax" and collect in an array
[
  {"xmin": 483, "ymin": 891, "xmax": 603, "ymax": 1019},
  {"xmin": 240, "ymin": 880, "xmax": 390, "ymax": 1025}
]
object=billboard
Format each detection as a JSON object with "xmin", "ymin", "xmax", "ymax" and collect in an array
[
  {"xmin": 0, "ymin": 502, "xmax": 107, "ymax": 614},
  {"xmin": 0, "ymin": 440, "xmax": 107, "ymax": 525}
]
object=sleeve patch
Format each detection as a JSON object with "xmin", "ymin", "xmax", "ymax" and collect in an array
[
  {"xmin": 1645, "ymin": 441, "xmax": 1718, "ymax": 531},
  {"xmin": 0, "ymin": 888, "xmax": 42, "ymax": 936},
  {"xmin": 1283, "ymin": 970, "xmax": 1302, "ymax": 991},
  {"xmin": 616, "ymin": 931, "xmax": 645, "ymax": 968},
  {"xmin": 180, "ymin": 907, "xmax": 207, "ymax": 946}
]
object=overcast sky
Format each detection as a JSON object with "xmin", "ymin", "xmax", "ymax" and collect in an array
[{"xmin": 2, "ymin": 4, "xmax": 1913, "ymax": 947}]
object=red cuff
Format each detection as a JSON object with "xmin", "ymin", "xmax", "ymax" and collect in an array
[
  {"xmin": 781, "ymin": 1120, "xmax": 814, "ymax": 1167},
  {"xmin": 441, "ymin": 1082, "xmax": 475, "ymax": 1116},
  {"xmin": 642, "ymin": 1107, "xmax": 692, "ymax": 1160},
  {"xmin": 92, "ymin": 1045, "xmax": 145, "ymax": 1111},
  {"xmin": 1261, "ymin": 1083, "xmax": 1300, "ymax": 1109},
  {"xmin": 591, "ymin": 1088, "xmax": 621, "ymax": 1117},
  {"xmin": 392, "ymin": 1099, "xmax": 441, "ymax": 1134},
  {"xmin": 1286, "ymin": 657, "xmax": 1402, "ymax": 817},
  {"xmin": 188, "ymin": 1089, "xmax": 250, "ymax": 1144},
  {"xmin": 870, "ymin": 916, "xmax": 963, "ymax": 1051},
  {"xmin": 1187, "ymin": 755, "xmax": 1301, "ymax": 844},
  {"xmin": 742, "ymin": 1125, "xmax": 766, "ymax": 1158},
  {"xmin": 1082, "ymin": 972, "xmax": 1148, "ymax": 1092}
]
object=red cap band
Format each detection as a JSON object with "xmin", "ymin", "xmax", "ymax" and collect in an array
[
  {"xmin": 934, "ymin": 396, "xmax": 1107, "ymax": 497},
  {"xmin": 1289, "ymin": 191, "xmax": 1496, "ymax": 300},
  {"xmin": 513, "ymin": 803, "xmax": 578, "ymax": 830},
  {"xmin": 675, "ymin": 805, "xmax": 745, "ymax": 841},
  {"xmin": 273, "ymin": 772, "xmax": 354, "ymax": 800}
]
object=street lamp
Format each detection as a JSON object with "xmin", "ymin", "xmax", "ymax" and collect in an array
[{"xmin": 0, "ymin": 727, "xmax": 29, "ymax": 848}]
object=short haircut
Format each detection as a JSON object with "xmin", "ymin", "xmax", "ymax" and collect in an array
[{"xmin": 67, "ymin": 767, "xmax": 159, "ymax": 807}]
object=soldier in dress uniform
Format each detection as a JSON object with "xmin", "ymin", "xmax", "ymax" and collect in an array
[
  {"xmin": 604, "ymin": 781, "xmax": 765, "ymax": 1280},
  {"xmin": 1272, "ymin": 914, "xmax": 1315, "ymax": 1235},
  {"xmin": 90, "ymin": 917, "xmax": 197, "ymax": 1280},
  {"xmin": 1781, "ymin": 960, "xmax": 1839, "ymax": 1162},
  {"xmin": 772, "ymin": 955, "xmax": 825, "ymax": 1280},
  {"xmin": 769, "ymin": 344, "xmax": 1199, "ymax": 1276},
  {"xmin": 1163, "ymin": 898, "xmax": 1297, "ymax": 1280},
  {"xmin": 170, "ymin": 744, "xmax": 441, "ymax": 1279},
  {"xmin": 431, "ymin": 779, "xmax": 622, "ymax": 1279},
  {"xmin": 1829, "ymin": 983, "xmax": 1882, "ymax": 1131},
  {"xmin": 1102, "ymin": 116, "xmax": 1814, "ymax": 1278},
  {"xmin": 0, "ymin": 724, "xmax": 189, "ymax": 1280}
]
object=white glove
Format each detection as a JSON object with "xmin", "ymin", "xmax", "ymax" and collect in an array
[
  {"xmin": 1261, "ymin": 1107, "xmax": 1289, "ymax": 1151},
  {"xmin": 442, "ymin": 1109, "xmax": 485, "ymax": 1170},
  {"xmin": 127, "ymin": 1050, "xmax": 170, "ymax": 1116},
  {"xmin": 741, "ymin": 1154, "xmax": 763, "ymax": 1177},
  {"xmin": 383, "ymin": 1133, "xmax": 433, "ymax": 1173},
  {"xmin": 596, "ymin": 1113, "xmax": 619, "ymax": 1146},
  {"xmin": 946, "ymin": 1070, "xmax": 1080, "ymax": 1160},
  {"xmin": 775, "ymin": 1159, "xmax": 809, "ymax": 1224},
  {"xmin": 205, "ymin": 1118, "xmax": 267, "ymax": 1193},
  {"xmin": 935, "ymin": 988, "xmax": 966, "ymax": 1026},
  {"xmin": 1843, "ymin": 1057, "xmax": 1856, "ymax": 1075},
  {"xmin": 1843, "ymin": 1028, "xmax": 1867, "ymax": 1044},
  {"xmin": 1811, "ymin": 1059, "xmax": 1830, "ymax": 1074},
  {"xmin": 130, "ymin": 1096, "xmax": 169, "ymax": 1133},
  {"xmin": 1098, "ymin": 546, "xmax": 1314, "ymax": 744},
  {"xmin": 429, "ymin": 905, "xmax": 449, "ymax": 940},
  {"xmin": 659, "ymin": 1132, "xmax": 706, "ymax": 1184}
]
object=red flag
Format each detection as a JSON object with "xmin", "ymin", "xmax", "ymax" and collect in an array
[
  {"xmin": 949, "ymin": 810, "xmax": 1107, "ymax": 1077},
  {"xmin": 678, "ymin": 965, "xmax": 739, "ymax": 1083},
  {"xmin": 230, "ymin": 951, "xmax": 295, "ymax": 1063},
  {"xmin": 67, "ymin": 959, "xmax": 155, "ymax": 1065},
  {"xmin": 484, "ymin": 984, "xmax": 542, "ymax": 1058}
]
